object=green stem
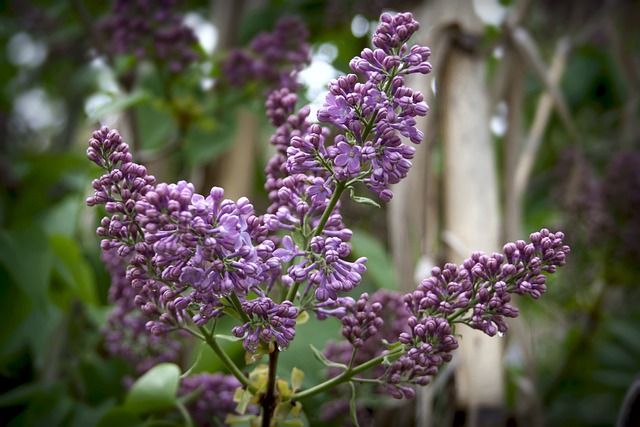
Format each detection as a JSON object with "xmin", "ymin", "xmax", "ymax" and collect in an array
[
  {"xmin": 285, "ymin": 180, "xmax": 347, "ymax": 302},
  {"xmin": 312, "ymin": 180, "xmax": 347, "ymax": 239},
  {"xmin": 198, "ymin": 325, "xmax": 256, "ymax": 394},
  {"xmin": 287, "ymin": 348, "xmax": 403, "ymax": 401},
  {"xmin": 175, "ymin": 401, "xmax": 194, "ymax": 427}
]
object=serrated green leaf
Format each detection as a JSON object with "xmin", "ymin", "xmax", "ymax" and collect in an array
[
  {"xmin": 309, "ymin": 344, "xmax": 348, "ymax": 370},
  {"xmin": 124, "ymin": 363, "xmax": 181, "ymax": 414}
]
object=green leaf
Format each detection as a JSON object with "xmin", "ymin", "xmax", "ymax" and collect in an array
[
  {"xmin": 124, "ymin": 363, "xmax": 181, "ymax": 414},
  {"xmin": 89, "ymin": 90, "xmax": 150, "ymax": 120},
  {"xmin": 0, "ymin": 225, "xmax": 53, "ymax": 310},
  {"xmin": 49, "ymin": 234, "xmax": 98, "ymax": 308},
  {"xmin": 350, "ymin": 228, "xmax": 398, "ymax": 290},
  {"xmin": 225, "ymin": 413, "xmax": 256, "ymax": 425},
  {"xmin": 233, "ymin": 388, "xmax": 252, "ymax": 415},
  {"xmin": 309, "ymin": 344, "xmax": 348, "ymax": 370},
  {"xmin": 96, "ymin": 406, "xmax": 144, "ymax": 427},
  {"xmin": 214, "ymin": 333, "xmax": 244, "ymax": 342},
  {"xmin": 291, "ymin": 367, "xmax": 304, "ymax": 392},
  {"xmin": 348, "ymin": 186, "xmax": 381, "ymax": 208}
]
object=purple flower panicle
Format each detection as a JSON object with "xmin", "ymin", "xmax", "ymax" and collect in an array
[{"xmin": 232, "ymin": 297, "xmax": 298, "ymax": 353}]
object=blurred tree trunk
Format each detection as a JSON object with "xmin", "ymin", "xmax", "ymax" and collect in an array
[{"xmin": 440, "ymin": 21, "xmax": 504, "ymax": 427}]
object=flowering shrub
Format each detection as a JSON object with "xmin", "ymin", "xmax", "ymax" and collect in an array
[{"xmin": 86, "ymin": 12, "xmax": 569, "ymax": 426}]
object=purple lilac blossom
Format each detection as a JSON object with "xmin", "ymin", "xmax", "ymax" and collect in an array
[
  {"xmin": 232, "ymin": 297, "xmax": 298, "ymax": 353},
  {"xmin": 319, "ymin": 230, "xmax": 568, "ymax": 400},
  {"xmin": 313, "ymin": 12, "xmax": 431, "ymax": 202},
  {"xmin": 87, "ymin": 127, "xmax": 297, "ymax": 350},
  {"xmin": 99, "ymin": 0, "xmax": 200, "ymax": 73}
]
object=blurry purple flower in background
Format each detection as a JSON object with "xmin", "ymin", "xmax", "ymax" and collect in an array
[
  {"xmin": 179, "ymin": 373, "xmax": 257, "ymax": 425},
  {"xmin": 221, "ymin": 16, "xmax": 310, "ymax": 91},
  {"xmin": 99, "ymin": 0, "xmax": 201, "ymax": 73}
]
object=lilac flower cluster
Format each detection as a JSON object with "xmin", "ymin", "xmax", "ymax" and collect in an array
[
  {"xmin": 318, "ymin": 230, "xmax": 568, "ymax": 400},
  {"xmin": 179, "ymin": 373, "xmax": 255, "ymax": 425},
  {"xmin": 87, "ymin": 127, "xmax": 298, "ymax": 353},
  {"xmin": 307, "ymin": 12, "xmax": 431, "ymax": 201},
  {"xmin": 232, "ymin": 297, "xmax": 298, "ymax": 353},
  {"xmin": 99, "ymin": 0, "xmax": 200, "ymax": 73},
  {"xmin": 86, "ymin": 126, "xmax": 155, "ymax": 256},
  {"xmin": 383, "ymin": 316, "xmax": 458, "ymax": 398},
  {"xmin": 405, "ymin": 229, "xmax": 569, "ymax": 337},
  {"xmin": 222, "ymin": 16, "xmax": 310, "ymax": 91},
  {"xmin": 339, "ymin": 293, "xmax": 383, "ymax": 348}
]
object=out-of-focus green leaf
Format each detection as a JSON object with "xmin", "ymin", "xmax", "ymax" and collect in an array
[
  {"xmin": 38, "ymin": 195, "xmax": 83, "ymax": 238},
  {"xmin": 49, "ymin": 234, "xmax": 98, "ymax": 309},
  {"xmin": 350, "ymin": 228, "xmax": 397, "ymax": 290},
  {"xmin": 0, "ymin": 225, "xmax": 53, "ymax": 310},
  {"xmin": 96, "ymin": 406, "xmax": 144, "ymax": 427},
  {"xmin": 89, "ymin": 90, "xmax": 150, "ymax": 120},
  {"xmin": 124, "ymin": 363, "xmax": 181, "ymax": 414},
  {"xmin": 69, "ymin": 400, "xmax": 116, "ymax": 427}
]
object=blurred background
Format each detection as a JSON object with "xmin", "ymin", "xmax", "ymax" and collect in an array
[{"xmin": 0, "ymin": 0, "xmax": 639, "ymax": 426}]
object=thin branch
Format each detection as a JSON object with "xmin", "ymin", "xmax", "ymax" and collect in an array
[
  {"xmin": 510, "ymin": 28, "xmax": 579, "ymax": 143},
  {"xmin": 513, "ymin": 36, "xmax": 572, "ymax": 202}
]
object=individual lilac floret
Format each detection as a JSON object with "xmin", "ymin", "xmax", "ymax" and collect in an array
[
  {"xmin": 232, "ymin": 298, "xmax": 298, "ymax": 353},
  {"xmin": 179, "ymin": 373, "xmax": 255, "ymax": 425}
]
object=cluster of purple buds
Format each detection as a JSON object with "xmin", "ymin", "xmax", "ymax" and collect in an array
[
  {"xmin": 404, "ymin": 229, "xmax": 569, "ymax": 337},
  {"xmin": 86, "ymin": 126, "xmax": 156, "ymax": 256},
  {"xmin": 99, "ymin": 0, "xmax": 200, "ymax": 73},
  {"xmin": 232, "ymin": 297, "xmax": 298, "ymax": 353},
  {"xmin": 221, "ymin": 16, "xmax": 310, "ymax": 91},
  {"xmin": 282, "ymin": 235, "xmax": 367, "ymax": 302},
  {"xmin": 339, "ymin": 293, "xmax": 384, "ymax": 348},
  {"xmin": 384, "ymin": 316, "xmax": 458, "ymax": 399}
]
